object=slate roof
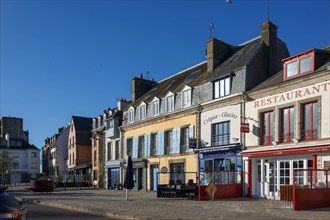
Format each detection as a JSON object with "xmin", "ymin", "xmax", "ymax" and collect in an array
[
  {"xmin": 130, "ymin": 61, "xmax": 208, "ymax": 108},
  {"xmin": 203, "ymin": 37, "xmax": 263, "ymax": 83},
  {"xmin": 252, "ymin": 48, "xmax": 330, "ymax": 91},
  {"xmin": 72, "ymin": 116, "xmax": 93, "ymax": 132},
  {"xmin": 0, "ymin": 137, "xmax": 39, "ymax": 150},
  {"xmin": 71, "ymin": 116, "xmax": 93, "ymax": 146}
]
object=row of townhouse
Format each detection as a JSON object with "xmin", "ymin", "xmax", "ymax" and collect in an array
[
  {"xmin": 0, "ymin": 117, "xmax": 40, "ymax": 184},
  {"xmin": 42, "ymin": 20, "xmax": 330, "ymax": 200}
]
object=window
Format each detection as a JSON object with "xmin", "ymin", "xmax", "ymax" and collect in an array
[
  {"xmin": 283, "ymin": 50, "xmax": 314, "ymax": 80},
  {"xmin": 138, "ymin": 136, "xmax": 145, "ymax": 158},
  {"xmin": 107, "ymin": 120, "xmax": 114, "ymax": 129},
  {"xmin": 107, "ymin": 142, "xmax": 112, "ymax": 161},
  {"xmin": 280, "ymin": 107, "xmax": 295, "ymax": 143},
  {"xmin": 12, "ymin": 162, "xmax": 19, "ymax": 169},
  {"xmin": 164, "ymin": 130, "xmax": 173, "ymax": 154},
  {"xmin": 150, "ymin": 133, "xmax": 158, "ymax": 156},
  {"xmin": 31, "ymin": 151, "xmax": 37, "ymax": 158},
  {"xmin": 292, "ymin": 160, "xmax": 304, "ymax": 185},
  {"xmin": 302, "ymin": 102, "xmax": 318, "ymax": 140},
  {"xmin": 93, "ymin": 150, "xmax": 97, "ymax": 166},
  {"xmin": 126, "ymin": 138, "xmax": 133, "ymax": 157},
  {"xmin": 152, "ymin": 100, "xmax": 159, "ymax": 116},
  {"xmin": 115, "ymin": 141, "xmax": 120, "ymax": 160},
  {"xmin": 214, "ymin": 77, "xmax": 231, "ymax": 99},
  {"xmin": 72, "ymin": 153, "xmax": 75, "ymax": 164},
  {"xmin": 279, "ymin": 161, "xmax": 290, "ymax": 185},
  {"xmin": 166, "ymin": 95, "xmax": 174, "ymax": 113},
  {"xmin": 140, "ymin": 105, "xmax": 146, "ymax": 120},
  {"xmin": 128, "ymin": 109, "xmax": 135, "ymax": 123},
  {"xmin": 182, "ymin": 90, "xmax": 191, "ymax": 108},
  {"xmin": 260, "ymin": 111, "xmax": 274, "ymax": 145},
  {"xmin": 31, "ymin": 162, "xmax": 38, "ymax": 169},
  {"xmin": 180, "ymin": 127, "xmax": 189, "ymax": 153},
  {"xmin": 211, "ymin": 121, "xmax": 230, "ymax": 146}
]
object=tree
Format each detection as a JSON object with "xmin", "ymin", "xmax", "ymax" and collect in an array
[{"xmin": 0, "ymin": 150, "xmax": 13, "ymax": 185}]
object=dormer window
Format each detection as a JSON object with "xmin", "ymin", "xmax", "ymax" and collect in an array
[
  {"xmin": 213, "ymin": 76, "xmax": 231, "ymax": 99},
  {"xmin": 283, "ymin": 50, "xmax": 314, "ymax": 80},
  {"xmin": 165, "ymin": 92, "xmax": 175, "ymax": 113},
  {"xmin": 139, "ymin": 104, "xmax": 146, "ymax": 120},
  {"xmin": 128, "ymin": 108, "xmax": 135, "ymax": 123},
  {"xmin": 152, "ymin": 99, "xmax": 160, "ymax": 116},
  {"xmin": 182, "ymin": 87, "xmax": 191, "ymax": 108}
]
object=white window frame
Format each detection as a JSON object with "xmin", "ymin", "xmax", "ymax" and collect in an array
[
  {"xmin": 214, "ymin": 76, "xmax": 231, "ymax": 99},
  {"xmin": 151, "ymin": 98, "xmax": 160, "ymax": 116},
  {"xmin": 182, "ymin": 87, "xmax": 191, "ymax": 108},
  {"xmin": 128, "ymin": 107, "xmax": 135, "ymax": 123},
  {"xmin": 165, "ymin": 92, "xmax": 175, "ymax": 113},
  {"xmin": 139, "ymin": 103, "xmax": 147, "ymax": 120}
]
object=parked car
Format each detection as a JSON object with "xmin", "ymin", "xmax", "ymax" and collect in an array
[{"xmin": 0, "ymin": 186, "xmax": 27, "ymax": 220}]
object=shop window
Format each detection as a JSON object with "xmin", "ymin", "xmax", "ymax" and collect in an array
[
  {"xmin": 211, "ymin": 121, "xmax": 230, "ymax": 146},
  {"xmin": 213, "ymin": 76, "xmax": 231, "ymax": 99},
  {"xmin": 260, "ymin": 111, "xmax": 274, "ymax": 145},
  {"xmin": 279, "ymin": 161, "xmax": 290, "ymax": 185},
  {"xmin": 293, "ymin": 160, "xmax": 304, "ymax": 185},
  {"xmin": 301, "ymin": 102, "xmax": 318, "ymax": 140},
  {"xmin": 280, "ymin": 107, "xmax": 295, "ymax": 143},
  {"xmin": 283, "ymin": 50, "xmax": 314, "ymax": 80}
]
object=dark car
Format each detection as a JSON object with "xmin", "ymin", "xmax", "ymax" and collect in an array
[{"xmin": 0, "ymin": 186, "xmax": 27, "ymax": 220}]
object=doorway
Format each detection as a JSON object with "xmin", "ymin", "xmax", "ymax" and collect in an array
[
  {"xmin": 150, "ymin": 165, "xmax": 158, "ymax": 191},
  {"xmin": 267, "ymin": 162, "xmax": 278, "ymax": 198}
]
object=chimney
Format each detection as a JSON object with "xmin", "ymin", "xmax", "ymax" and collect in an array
[
  {"xmin": 5, "ymin": 133, "xmax": 10, "ymax": 148},
  {"xmin": 131, "ymin": 75, "xmax": 157, "ymax": 102},
  {"xmin": 206, "ymin": 38, "xmax": 232, "ymax": 73},
  {"xmin": 261, "ymin": 21, "xmax": 278, "ymax": 76},
  {"xmin": 117, "ymin": 98, "xmax": 129, "ymax": 111}
]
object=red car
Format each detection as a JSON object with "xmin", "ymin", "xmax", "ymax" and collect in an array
[{"xmin": 0, "ymin": 186, "xmax": 27, "ymax": 220}]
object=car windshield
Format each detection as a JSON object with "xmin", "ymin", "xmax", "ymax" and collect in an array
[{"xmin": 0, "ymin": 192, "xmax": 20, "ymax": 207}]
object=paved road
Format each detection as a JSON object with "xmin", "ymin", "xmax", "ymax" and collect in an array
[{"xmin": 26, "ymin": 203, "xmax": 113, "ymax": 220}]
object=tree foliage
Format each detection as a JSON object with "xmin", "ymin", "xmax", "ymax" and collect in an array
[{"xmin": 0, "ymin": 150, "xmax": 13, "ymax": 177}]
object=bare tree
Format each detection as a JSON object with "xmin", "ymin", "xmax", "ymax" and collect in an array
[{"xmin": 0, "ymin": 150, "xmax": 13, "ymax": 185}]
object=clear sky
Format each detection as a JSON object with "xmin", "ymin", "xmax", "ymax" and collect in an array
[{"xmin": 1, "ymin": 0, "xmax": 329, "ymax": 149}]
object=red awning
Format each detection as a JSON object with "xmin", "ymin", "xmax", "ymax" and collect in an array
[{"xmin": 241, "ymin": 145, "xmax": 330, "ymax": 158}]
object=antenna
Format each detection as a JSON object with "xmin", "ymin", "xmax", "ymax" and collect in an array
[
  {"xmin": 147, "ymin": 71, "xmax": 149, "ymax": 80},
  {"xmin": 209, "ymin": 22, "xmax": 214, "ymax": 38},
  {"xmin": 267, "ymin": 0, "xmax": 270, "ymax": 21}
]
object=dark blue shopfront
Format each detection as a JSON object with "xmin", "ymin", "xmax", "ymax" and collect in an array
[
  {"xmin": 108, "ymin": 167, "xmax": 120, "ymax": 190},
  {"xmin": 195, "ymin": 144, "xmax": 243, "ymax": 200}
]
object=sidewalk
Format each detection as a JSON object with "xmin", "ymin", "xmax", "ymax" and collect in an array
[{"xmin": 9, "ymin": 185, "xmax": 330, "ymax": 220}]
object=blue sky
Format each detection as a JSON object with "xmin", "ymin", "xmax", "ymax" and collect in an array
[{"xmin": 1, "ymin": 0, "xmax": 329, "ymax": 149}]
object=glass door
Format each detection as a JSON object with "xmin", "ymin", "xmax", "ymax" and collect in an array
[{"xmin": 268, "ymin": 162, "xmax": 278, "ymax": 198}]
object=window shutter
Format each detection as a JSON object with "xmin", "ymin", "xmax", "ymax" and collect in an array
[
  {"xmin": 158, "ymin": 131, "xmax": 164, "ymax": 155},
  {"xmin": 133, "ymin": 137, "xmax": 138, "ymax": 158},
  {"xmin": 144, "ymin": 134, "xmax": 150, "ymax": 157},
  {"xmin": 172, "ymin": 128, "xmax": 180, "ymax": 154},
  {"xmin": 124, "ymin": 139, "xmax": 127, "ymax": 160},
  {"xmin": 171, "ymin": 128, "xmax": 176, "ymax": 154},
  {"xmin": 176, "ymin": 128, "xmax": 181, "ymax": 153}
]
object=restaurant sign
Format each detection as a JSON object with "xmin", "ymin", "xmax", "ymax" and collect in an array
[{"xmin": 240, "ymin": 123, "xmax": 250, "ymax": 133}]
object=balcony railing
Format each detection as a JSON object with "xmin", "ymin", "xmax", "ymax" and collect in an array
[
  {"xmin": 280, "ymin": 132, "xmax": 294, "ymax": 143},
  {"xmin": 301, "ymin": 129, "xmax": 318, "ymax": 141},
  {"xmin": 211, "ymin": 134, "xmax": 230, "ymax": 146},
  {"xmin": 260, "ymin": 135, "xmax": 273, "ymax": 145}
]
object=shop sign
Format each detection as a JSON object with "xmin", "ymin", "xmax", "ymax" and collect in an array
[
  {"xmin": 133, "ymin": 161, "xmax": 146, "ymax": 168},
  {"xmin": 240, "ymin": 123, "xmax": 250, "ymax": 133}
]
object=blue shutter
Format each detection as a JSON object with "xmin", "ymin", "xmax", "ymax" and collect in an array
[
  {"xmin": 156, "ymin": 132, "xmax": 161, "ymax": 155},
  {"xmin": 176, "ymin": 128, "xmax": 181, "ymax": 153},
  {"xmin": 158, "ymin": 131, "xmax": 164, "ymax": 155},
  {"xmin": 171, "ymin": 128, "xmax": 176, "ymax": 154},
  {"xmin": 144, "ymin": 134, "xmax": 149, "ymax": 157},
  {"xmin": 124, "ymin": 139, "xmax": 127, "ymax": 160},
  {"xmin": 133, "ymin": 137, "xmax": 138, "ymax": 158},
  {"xmin": 147, "ymin": 134, "xmax": 151, "ymax": 156}
]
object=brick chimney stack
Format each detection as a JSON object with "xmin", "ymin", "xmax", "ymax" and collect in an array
[
  {"xmin": 261, "ymin": 21, "xmax": 278, "ymax": 76},
  {"xmin": 206, "ymin": 38, "xmax": 232, "ymax": 73},
  {"xmin": 131, "ymin": 74, "xmax": 157, "ymax": 102}
]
